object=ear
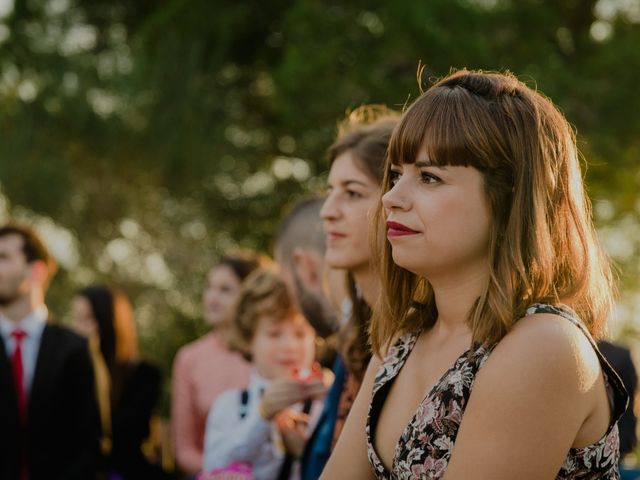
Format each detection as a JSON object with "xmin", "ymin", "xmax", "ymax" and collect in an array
[
  {"xmin": 292, "ymin": 248, "xmax": 322, "ymax": 291},
  {"xmin": 30, "ymin": 260, "xmax": 50, "ymax": 286}
]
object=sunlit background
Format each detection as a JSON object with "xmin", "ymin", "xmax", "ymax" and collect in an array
[{"xmin": 1, "ymin": 0, "xmax": 639, "ymax": 414}]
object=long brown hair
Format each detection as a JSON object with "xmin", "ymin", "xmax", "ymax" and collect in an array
[
  {"xmin": 371, "ymin": 70, "xmax": 615, "ymax": 354},
  {"xmin": 328, "ymin": 105, "xmax": 399, "ymax": 380},
  {"xmin": 77, "ymin": 285, "xmax": 140, "ymax": 404}
]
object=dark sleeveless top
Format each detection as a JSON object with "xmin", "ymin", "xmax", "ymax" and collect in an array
[{"xmin": 366, "ymin": 304, "xmax": 628, "ymax": 479}]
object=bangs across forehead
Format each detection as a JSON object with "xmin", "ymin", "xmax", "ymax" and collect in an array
[{"xmin": 389, "ymin": 86, "xmax": 494, "ymax": 169}]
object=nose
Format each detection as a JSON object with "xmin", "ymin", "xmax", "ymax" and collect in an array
[
  {"xmin": 320, "ymin": 191, "xmax": 340, "ymax": 221},
  {"xmin": 382, "ymin": 179, "xmax": 410, "ymax": 211},
  {"xmin": 279, "ymin": 331, "xmax": 299, "ymax": 353}
]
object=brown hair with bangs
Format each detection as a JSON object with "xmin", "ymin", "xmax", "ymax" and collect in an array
[
  {"xmin": 329, "ymin": 104, "xmax": 401, "ymax": 183},
  {"xmin": 327, "ymin": 105, "xmax": 400, "ymax": 381},
  {"xmin": 371, "ymin": 70, "xmax": 614, "ymax": 354},
  {"xmin": 229, "ymin": 268, "xmax": 298, "ymax": 361}
]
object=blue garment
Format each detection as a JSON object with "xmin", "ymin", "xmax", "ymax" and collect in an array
[
  {"xmin": 301, "ymin": 355, "xmax": 345, "ymax": 480},
  {"xmin": 620, "ymin": 466, "xmax": 640, "ymax": 480}
]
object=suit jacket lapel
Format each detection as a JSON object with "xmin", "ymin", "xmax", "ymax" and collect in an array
[
  {"xmin": 29, "ymin": 323, "xmax": 56, "ymax": 416},
  {"xmin": 0, "ymin": 336, "xmax": 20, "ymax": 427}
]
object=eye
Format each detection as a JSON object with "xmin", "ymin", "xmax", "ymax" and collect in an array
[
  {"xmin": 388, "ymin": 169, "xmax": 401, "ymax": 186},
  {"xmin": 421, "ymin": 171, "xmax": 441, "ymax": 184},
  {"xmin": 294, "ymin": 328, "xmax": 308, "ymax": 338},
  {"xmin": 266, "ymin": 328, "xmax": 282, "ymax": 338},
  {"xmin": 346, "ymin": 190, "xmax": 363, "ymax": 199}
]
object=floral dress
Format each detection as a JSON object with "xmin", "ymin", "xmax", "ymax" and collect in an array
[{"xmin": 366, "ymin": 304, "xmax": 628, "ymax": 479}]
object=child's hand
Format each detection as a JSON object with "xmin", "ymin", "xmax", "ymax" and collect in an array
[
  {"xmin": 275, "ymin": 410, "xmax": 309, "ymax": 458},
  {"xmin": 300, "ymin": 378, "xmax": 327, "ymax": 401},
  {"xmin": 259, "ymin": 379, "xmax": 308, "ymax": 420}
]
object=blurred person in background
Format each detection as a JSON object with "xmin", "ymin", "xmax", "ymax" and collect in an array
[
  {"xmin": 72, "ymin": 284, "xmax": 166, "ymax": 479},
  {"xmin": 0, "ymin": 223, "xmax": 101, "ymax": 480},
  {"xmin": 274, "ymin": 196, "xmax": 343, "ymax": 345},
  {"xmin": 171, "ymin": 252, "xmax": 264, "ymax": 477},
  {"xmin": 202, "ymin": 268, "xmax": 325, "ymax": 480},
  {"xmin": 274, "ymin": 197, "xmax": 347, "ymax": 480},
  {"xmin": 319, "ymin": 105, "xmax": 399, "ymax": 445},
  {"xmin": 597, "ymin": 340, "xmax": 638, "ymax": 458}
]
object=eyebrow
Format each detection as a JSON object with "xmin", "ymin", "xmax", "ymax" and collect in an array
[
  {"xmin": 415, "ymin": 159, "xmax": 447, "ymax": 169},
  {"xmin": 327, "ymin": 179, "xmax": 370, "ymax": 188},
  {"xmin": 344, "ymin": 179, "xmax": 369, "ymax": 186}
]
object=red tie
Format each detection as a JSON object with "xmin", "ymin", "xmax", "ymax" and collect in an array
[
  {"xmin": 11, "ymin": 329, "xmax": 28, "ymax": 422},
  {"xmin": 11, "ymin": 329, "xmax": 29, "ymax": 480}
]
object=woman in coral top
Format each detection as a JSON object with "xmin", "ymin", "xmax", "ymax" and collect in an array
[{"xmin": 171, "ymin": 253, "xmax": 264, "ymax": 476}]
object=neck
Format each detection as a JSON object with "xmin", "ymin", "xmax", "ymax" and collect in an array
[
  {"xmin": 213, "ymin": 323, "xmax": 231, "ymax": 344},
  {"xmin": 428, "ymin": 262, "xmax": 489, "ymax": 337},
  {"xmin": 352, "ymin": 264, "xmax": 379, "ymax": 307},
  {"xmin": 0, "ymin": 290, "xmax": 45, "ymax": 323}
]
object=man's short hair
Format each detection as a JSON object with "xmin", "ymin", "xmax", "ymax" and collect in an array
[
  {"xmin": 274, "ymin": 197, "xmax": 325, "ymax": 265},
  {"xmin": 0, "ymin": 223, "xmax": 58, "ymax": 281}
]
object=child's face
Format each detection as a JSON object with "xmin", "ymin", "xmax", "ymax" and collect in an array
[{"xmin": 250, "ymin": 312, "xmax": 316, "ymax": 380}]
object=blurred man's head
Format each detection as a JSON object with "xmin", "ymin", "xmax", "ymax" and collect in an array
[
  {"xmin": 275, "ymin": 198, "xmax": 340, "ymax": 338},
  {"xmin": 0, "ymin": 223, "xmax": 57, "ymax": 307}
]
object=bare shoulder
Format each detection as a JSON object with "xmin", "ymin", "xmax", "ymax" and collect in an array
[
  {"xmin": 506, "ymin": 310, "xmax": 582, "ymax": 351},
  {"xmin": 482, "ymin": 311, "xmax": 602, "ymax": 395}
]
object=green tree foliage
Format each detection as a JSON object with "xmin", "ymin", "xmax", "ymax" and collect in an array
[{"xmin": 1, "ymin": 0, "xmax": 640, "ymax": 411}]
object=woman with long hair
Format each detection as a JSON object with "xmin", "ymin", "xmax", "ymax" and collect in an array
[
  {"xmin": 72, "ymin": 285, "xmax": 166, "ymax": 479},
  {"xmin": 319, "ymin": 105, "xmax": 399, "ymax": 443},
  {"xmin": 321, "ymin": 70, "xmax": 627, "ymax": 479}
]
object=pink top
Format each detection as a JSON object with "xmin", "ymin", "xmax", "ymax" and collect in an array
[{"xmin": 171, "ymin": 332, "xmax": 252, "ymax": 475}]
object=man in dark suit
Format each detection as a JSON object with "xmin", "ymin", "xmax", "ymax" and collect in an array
[{"xmin": 0, "ymin": 223, "xmax": 101, "ymax": 480}]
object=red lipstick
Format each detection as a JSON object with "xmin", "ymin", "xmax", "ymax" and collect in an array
[
  {"xmin": 386, "ymin": 221, "xmax": 419, "ymax": 237},
  {"xmin": 326, "ymin": 231, "xmax": 346, "ymax": 243}
]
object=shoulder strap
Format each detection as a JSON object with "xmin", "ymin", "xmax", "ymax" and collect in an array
[{"xmin": 239, "ymin": 389, "xmax": 249, "ymax": 419}]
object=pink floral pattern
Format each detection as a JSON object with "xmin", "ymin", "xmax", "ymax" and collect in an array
[{"xmin": 366, "ymin": 304, "xmax": 628, "ymax": 479}]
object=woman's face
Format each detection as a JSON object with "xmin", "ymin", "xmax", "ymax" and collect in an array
[
  {"xmin": 382, "ymin": 148, "xmax": 492, "ymax": 280},
  {"xmin": 71, "ymin": 295, "xmax": 98, "ymax": 338},
  {"xmin": 320, "ymin": 151, "xmax": 381, "ymax": 274},
  {"xmin": 250, "ymin": 313, "xmax": 316, "ymax": 380},
  {"xmin": 202, "ymin": 265, "xmax": 242, "ymax": 327}
]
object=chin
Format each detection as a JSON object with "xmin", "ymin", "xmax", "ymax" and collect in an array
[
  {"xmin": 209, "ymin": 318, "xmax": 229, "ymax": 328},
  {"xmin": 391, "ymin": 252, "xmax": 421, "ymax": 275},
  {"xmin": 324, "ymin": 253, "xmax": 351, "ymax": 270}
]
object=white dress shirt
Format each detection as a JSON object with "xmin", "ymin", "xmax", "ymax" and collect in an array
[
  {"xmin": 0, "ymin": 305, "xmax": 48, "ymax": 393},
  {"xmin": 202, "ymin": 370, "xmax": 323, "ymax": 480}
]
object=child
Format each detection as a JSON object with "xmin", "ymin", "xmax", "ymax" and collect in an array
[{"xmin": 202, "ymin": 269, "xmax": 327, "ymax": 480}]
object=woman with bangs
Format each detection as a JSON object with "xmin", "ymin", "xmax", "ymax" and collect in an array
[{"xmin": 321, "ymin": 70, "xmax": 628, "ymax": 479}]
